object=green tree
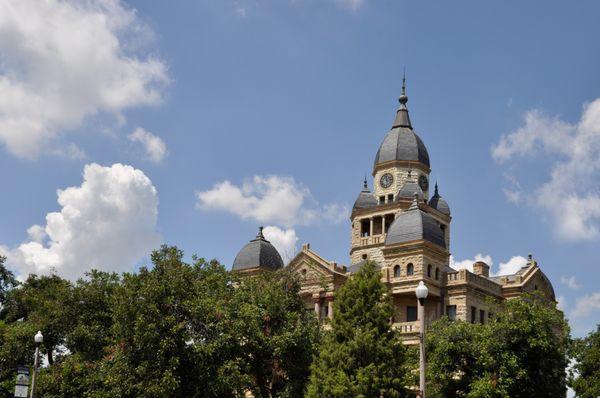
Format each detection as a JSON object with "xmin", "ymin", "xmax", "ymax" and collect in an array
[
  {"xmin": 426, "ymin": 294, "xmax": 569, "ymax": 398},
  {"xmin": 0, "ymin": 256, "xmax": 17, "ymax": 305},
  {"xmin": 223, "ymin": 269, "xmax": 320, "ymax": 398},
  {"xmin": 306, "ymin": 261, "xmax": 409, "ymax": 398},
  {"xmin": 569, "ymin": 325, "xmax": 600, "ymax": 398}
]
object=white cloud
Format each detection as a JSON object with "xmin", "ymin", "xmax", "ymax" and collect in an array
[
  {"xmin": 492, "ymin": 99, "xmax": 600, "ymax": 241},
  {"xmin": 449, "ymin": 253, "xmax": 493, "ymax": 273},
  {"xmin": 263, "ymin": 226, "xmax": 298, "ymax": 264},
  {"xmin": 2, "ymin": 163, "xmax": 160, "ymax": 280},
  {"xmin": 560, "ymin": 275, "xmax": 581, "ymax": 290},
  {"xmin": 333, "ymin": 0, "xmax": 365, "ymax": 11},
  {"xmin": 196, "ymin": 175, "xmax": 349, "ymax": 227},
  {"xmin": 450, "ymin": 253, "xmax": 527, "ymax": 276},
  {"xmin": 571, "ymin": 291, "xmax": 600, "ymax": 318},
  {"xmin": 556, "ymin": 295, "xmax": 566, "ymax": 312},
  {"xmin": 128, "ymin": 127, "xmax": 168, "ymax": 163},
  {"xmin": 496, "ymin": 255, "xmax": 528, "ymax": 276},
  {"xmin": 0, "ymin": 0, "xmax": 168, "ymax": 158}
]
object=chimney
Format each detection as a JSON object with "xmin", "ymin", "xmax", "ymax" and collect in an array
[{"xmin": 472, "ymin": 261, "xmax": 490, "ymax": 277}]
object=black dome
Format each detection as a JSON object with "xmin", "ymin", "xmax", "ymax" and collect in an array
[
  {"xmin": 353, "ymin": 179, "xmax": 377, "ymax": 211},
  {"xmin": 385, "ymin": 197, "xmax": 446, "ymax": 248},
  {"xmin": 429, "ymin": 183, "xmax": 451, "ymax": 215},
  {"xmin": 232, "ymin": 227, "xmax": 284, "ymax": 271}
]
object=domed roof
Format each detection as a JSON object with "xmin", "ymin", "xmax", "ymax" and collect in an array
[
  {"xmin": 385, "ymin": 195, "xmax": 446, "ymax": 248},
  {"xmin": 396, "ymin": 177, "xmax": 424, "ymax": 201},
  {"xmin": 429, "ymin": 183, "xmax": 450, "ymax": 215},
  {"xmin": 232, "ymin": 227, "xmax": 284, "ymax": 271},
  {"xmin": 373, "ymin": 79, "xmax": 430, "ymax": 170},
  {"xmin": 353, "ymin": 179, "xmax": 377, "ymax": 211}
]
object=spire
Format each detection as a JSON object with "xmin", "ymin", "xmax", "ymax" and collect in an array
[
  {"xmin": 434, "ymin": 182, "xmax": 439, "ymax": 197},
  {"xmin": 393, "ymin": 71, "xmax": 412, "ymax": 129},
  {"xmin": 363, "ymin": 176, "xmax": 368, "ymax": 190}
]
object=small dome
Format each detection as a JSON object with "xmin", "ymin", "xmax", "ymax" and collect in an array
[
  {"xmin": 385, "ymin": 196, "xmax": 446, "ymax": 248},
  {"xmin": 374, "ymin": 127, "xmax": 430, "ymax": 169},
  {"xmin": 396, "ymin": 180, "xmax": 424, "ymax": 201},
  {"xmin": 353, "ymin": 179, "xmax": 377, "ymax": 211},
  {"xmin": 429, "ymin": 183, "xmax": 451, "ymax": 215},
  {"xmin": 232, "ymin": 227, "xmax": 284, "ymax": 271},
  {"xmin": 373, "ymin": 84, "xmax": 430, "ymax": 171}
]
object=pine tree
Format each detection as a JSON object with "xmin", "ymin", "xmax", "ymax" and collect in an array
[{"xmin": 306, "ymin": 261, "xmax": 409, "ymax": 398}]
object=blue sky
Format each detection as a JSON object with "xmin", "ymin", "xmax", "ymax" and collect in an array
[{"xmin": 0, "ymin": 0, "xmax": 599, "ymax": 337}]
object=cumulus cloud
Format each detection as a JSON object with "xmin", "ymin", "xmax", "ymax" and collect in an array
[
  {"xmin": 128, "ymin": 127, "xmax": 168, "ymax": 163},
  {"xmin": 196, "ymin": 175, "xmax": 349, "ymax": 227},
  {"xmin": 571, "ymin": 291, "xmax": 600, "ymax": 318},
  {"xmin": 556, "ymin": 295, "xmax": 566, "ymax": 312},
  {"xmin": 449, "ymin": 253, "xmax": 492, "ymax": 273},
  {"xmin": 2, "ymin": 163, "xmax": 160, "ymax": 280},
  {"xmin": 450, "ymin": 253, "xmax": 527, "ymax": 276},
  {"xmin": 263, "ymin": 226, "xmax": 298, "ymax": 264},
  {"xmin": 492, "ymin": 99, "xmax": 600, "ymax": 241},
  {"xmin": 560, "ymin": 275, "xmax": 581, "ymax": 290},
  {"xmin": 496, "ymin": 255, "xmax": 528, "ymax": 275},
  {"xmin": 0, "ymin": 0, "xmax": 168, "ymax": 158}
]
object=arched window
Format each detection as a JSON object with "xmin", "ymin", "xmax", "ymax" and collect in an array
[
  {"xmin": 427, "ymin": 264, "xmax": 432, "ymax": 277},
  {"xmin": 435, "ymin": 267, "xmax": 439, "ymax": 280},
  {"xmin": 393, "ymin": 265, "xmax": 401, "ymax": 278},
  {"xmin": 407, "ymin": 263, "xmax": 414, "ymax": 276}
]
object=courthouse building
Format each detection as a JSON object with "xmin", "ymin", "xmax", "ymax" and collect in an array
[{"xmin": 231, "ymin": 80, "xmax": 556, "ymax": 344}]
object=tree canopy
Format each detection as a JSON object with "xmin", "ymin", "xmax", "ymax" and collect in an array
[
  {"xmin": 0, "ymin": 246, "xmax": 319, "ymax": 398},
  {"xmin": 306, "ymin": 261, "xmax": 409, "ymax": 398},
  {"xmin": 569, "ymin": 324, "xmax": 600, "ymax": 398},
  {"xmin": 426, "ymin": 294, "xmax": 570, "ymax": 398}
]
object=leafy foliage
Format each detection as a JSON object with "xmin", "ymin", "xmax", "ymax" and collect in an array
[
  {"xmin": 426, "ymin": 294, "xmax": 570, "ymax": 398},
  {"xmin": 0, "ymin": 246, "xmax": 319, "ymax": 398},
  {"xmin": 569, "ymin": 324, "xmax": 600, "ymax": 398},
  {"xmin": 306, "ymin": 261, "xmax": 409, "ymax": 398}
]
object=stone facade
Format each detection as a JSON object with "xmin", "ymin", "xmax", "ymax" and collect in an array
[
  {"xmin": 233, "ymin": 83, "xmax": 557, "ymax": 345},
  {"xmin": 283, "ymin": 84, "xmax": 556, "ymax": 345}
]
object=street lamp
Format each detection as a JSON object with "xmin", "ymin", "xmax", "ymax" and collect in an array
[
  {"xmin": 415, "ymin": 281, "xmax": 428, "ymax": 398},
  {"xmin": 29, "ymin": 331, "xmax": 43, "ymax": 398}
]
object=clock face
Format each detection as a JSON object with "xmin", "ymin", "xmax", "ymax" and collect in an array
[
  {"xmin": 379, "ymin": 173, "xmax": 394, "ymax": 189},
  {"xmin": 418, "ymin": 175, "xmax": 429, "ymax": 191}
]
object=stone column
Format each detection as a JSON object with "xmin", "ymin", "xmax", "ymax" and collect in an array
[
  {"xmin": 382, "ymin": 216, "xmax": 386, "ymax": 234},
  {"xmin": 369, "ymin": 218, "xmax": 374, "ymax": 237},
  {"xmin": 327, "ymin": 298, "xmax": 334, "ymax": 320},
  {"xmin": 314, "ymin": 299, "xmax": 321, "ymax": 320}
]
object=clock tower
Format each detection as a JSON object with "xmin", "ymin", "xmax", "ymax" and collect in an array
[{"xmin": 350, "ymin": 77, "xmax": 444, "ymax": 265}]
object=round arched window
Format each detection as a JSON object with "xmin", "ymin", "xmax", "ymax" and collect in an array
[
  {"xmin": 394, "ymin": 265, "xmax": 401, "ymax": 278},
  {"xmin": 407, "ymin": 263, "xmax": 414, "ymax": 276}
]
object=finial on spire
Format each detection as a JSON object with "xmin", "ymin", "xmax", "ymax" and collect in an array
[
  {"xmin": 363, "ymin": 176, "xmax": 368, "ymax": 190},
  {"xmin": 256, "ymin": 226, "xmax": 265, "ymax": 240},
  {"xmin": 399, "ymin": 69, "xmax": 408, "ymax": 105},
  {"xmin": 434, "ymin": 182, "xmax": 439, "ymax": 196}
]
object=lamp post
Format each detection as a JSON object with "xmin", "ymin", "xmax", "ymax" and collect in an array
[
  {"xmin": 415, "ymin": 281, "xmax": 428, "ymax": 398},
  {"xmin": 29, "ymin": 331, "xmax": 43, "ymax": 398}
]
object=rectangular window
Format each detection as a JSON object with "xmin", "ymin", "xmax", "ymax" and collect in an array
[
  {"xmin": 379, "ymin": 196, "xmax": 385, "ymax": 204},
  {"xmin": 471, "ymin": 306, "xmax": 477, "ymax": 323},
  {"xmin": 446, "ymin": 305, "xmax": 457, "ymax": 321},
  {"xmin": 480, "ymin": 309, "xmax": 485, "ymax": 324},
  {"xmin": 387, "ymin": 194, "xmax": 394, "ymax": 203},
  {"xmin": 407, "ymin": 306, "xmax": 418, "ymax": 322}
]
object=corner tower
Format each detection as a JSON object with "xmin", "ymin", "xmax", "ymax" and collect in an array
[{"xmin": 350, "ymin": 78, "xmax": 446, "ymax": 265}]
